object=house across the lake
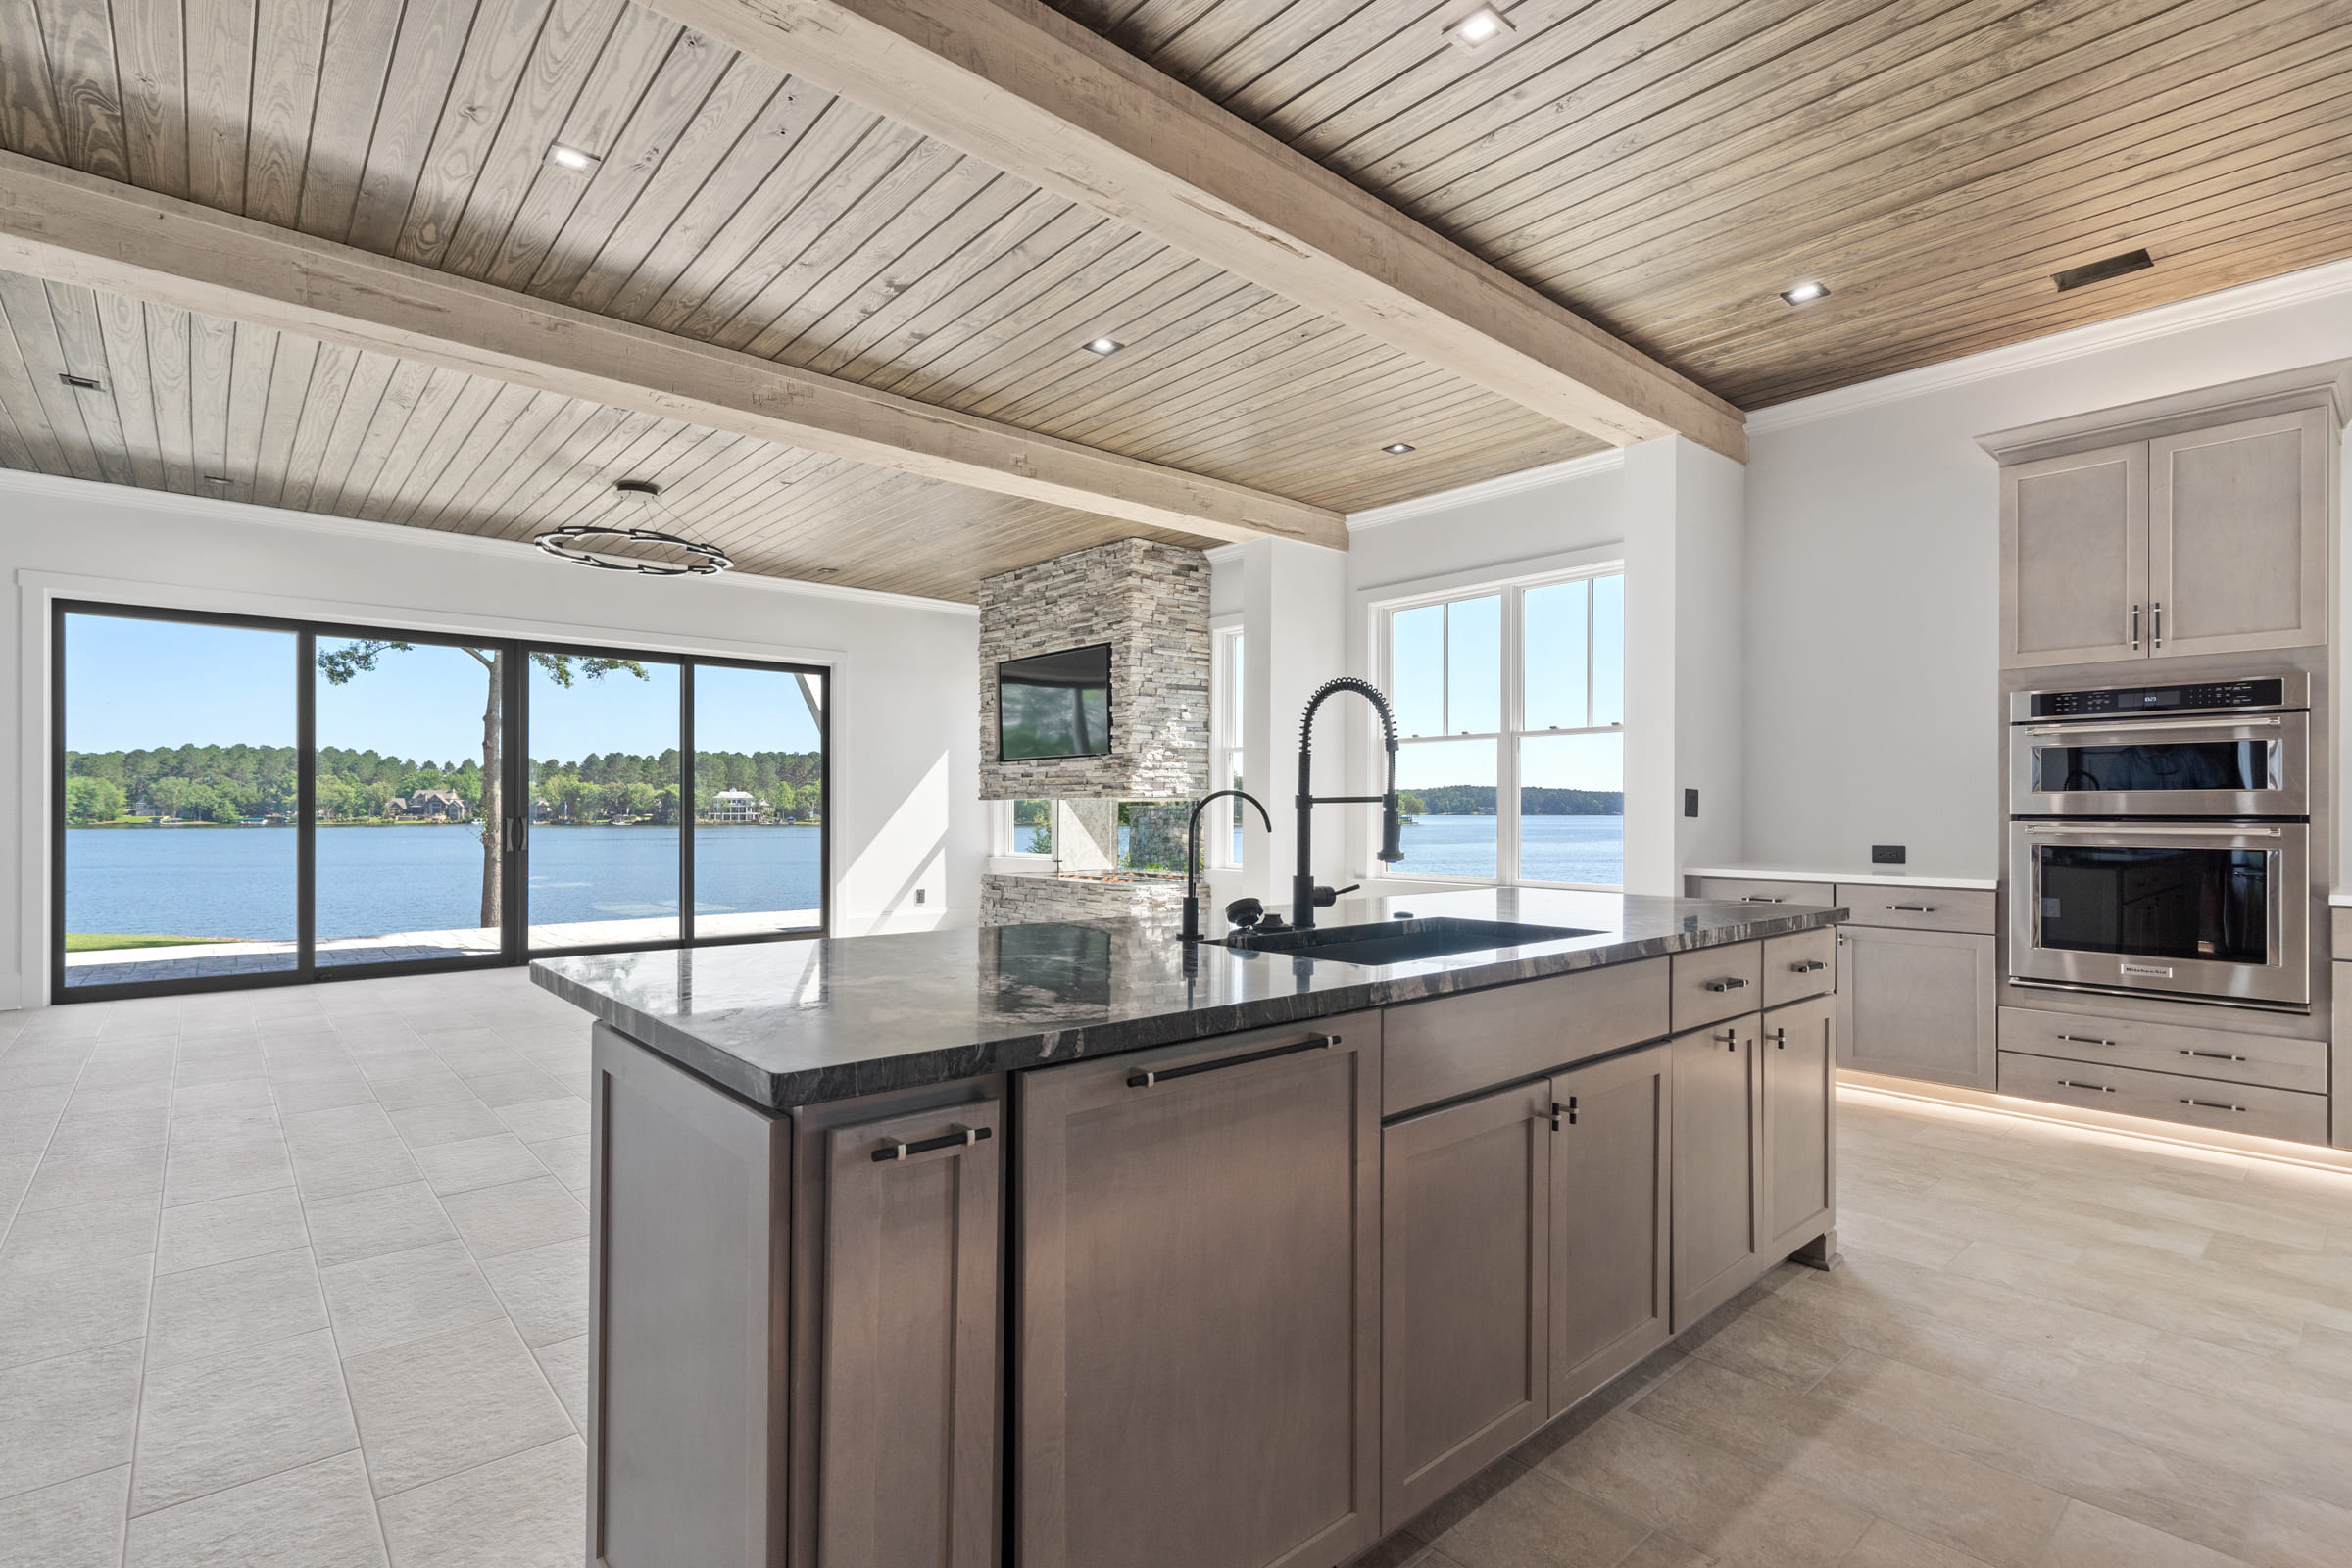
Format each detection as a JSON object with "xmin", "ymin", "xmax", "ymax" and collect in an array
[
  {"xmin": 390, "ymin": 789, "xmax": 468, "ymax": 822},
  {"xmin": 708, "ymin": 789, "xmax": 766, "ymax": 823}
]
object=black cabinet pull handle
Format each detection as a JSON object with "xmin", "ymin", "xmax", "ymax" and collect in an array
[
  {"xmin": 2055, "ymin": 1079, "xmax": 2115, "ymax": 1093},
  {"xmin": 873, "ymin": 1125, "xmax": 993, "ymax": 1162},
  {"xmin": 2055, "ymin": 1034, "xmax": 2115, "ymax": 1047},
  {"xmin": 2180, "ymin": 1098, "xmax": 2244, "ymax": 1112},
  {"xmin": 1886, "ymin": 904, "xmax": 1936, "ymax": 913},
  {"xmin": 1128, "ymin": 1033, "xmax": 1337, "ymax": 1088},
  {"xmin": 2180, "ymin": 1049, "xmax": 2245, "ymax": 1062},
  {"xmin": 1702, "ymin": 977, "xmax": 1749, "ymax": 993}
]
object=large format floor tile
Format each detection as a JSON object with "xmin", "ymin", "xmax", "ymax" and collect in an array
[{"xmin": 6, "ymin": 972, "xmax": 2352, "ymax": 1566}]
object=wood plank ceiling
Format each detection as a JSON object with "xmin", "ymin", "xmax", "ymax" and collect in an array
[
  {"xmin": 1046, "ymin": 0, "xmax": 2352, "ymax": 408},
  {"xmin": 2, "ymin": 0, "xmax": 2348, "ymax": 596},
  {"xmin": 0, "ymin": 0, "xmax": 1603, "ymax": 598}
]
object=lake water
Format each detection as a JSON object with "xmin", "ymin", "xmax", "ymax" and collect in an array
[
  {"xmin": 65, "ymin": 824, "xmax": 823, "ymax": 939},
  {"xmin": 1395, "ymin": 814, "xmax": 1623, "ymax": 885}
]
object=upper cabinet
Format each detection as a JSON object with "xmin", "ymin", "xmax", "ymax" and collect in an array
[{"xmin": 1985, "ymin": 366, "xmax": 2345, "ymax": 671}]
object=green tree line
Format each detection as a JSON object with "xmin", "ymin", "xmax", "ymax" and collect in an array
[
  {"xmin": 65, "ymin": 743, "xmax": 821, "ymax": 825},
  {"xmin": 1398, "ymin": 786, "xmax": 1624, "ymax": 817}
]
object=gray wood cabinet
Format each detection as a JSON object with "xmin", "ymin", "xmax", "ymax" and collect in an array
[
  {"xmin": 2001, "ymin": 440, "xmax": 2145, "ymax": 668},
  {"xmin": 1669, "ymin": 1015, "xmax": 1761, "ymax": 1329},
  {"xmin": 1836, "ymin": 924, "xmax": 1997, "ymax": 1090},
  {"xmin": 1761, "ymin": 996, "xmax": 1836, "ymax": 1259},
  {"xmin": 589, "ymin": 1024, "xmax": 789, "ymax": 1568},
  {"xmin": 2148, "ymin": 408, "xmax": 2328, "ymax": 658},
  {"xmin": 1994, "ymin": 386, "xmax": 2337, "ymax": 669},
  {"xmin": 1548, "ymin": 1043, "xmax": 1672, "ymax": 1414},
  {"xmin": 813, "ymin": 1101, "xmax": 1003, "ymax": 1568},
  {"xmin": 1015, "ymin": 1015, "xmax": 1381, "ymax": 1568},
  {"xmin": 1379, "ymin": 1081, "xmax": 1550, "ymax": 1531}
]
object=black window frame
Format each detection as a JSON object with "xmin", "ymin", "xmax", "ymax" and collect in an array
[{"xmin": 52, "ymin": 599, "xmax": 830, "ymax": 1004}]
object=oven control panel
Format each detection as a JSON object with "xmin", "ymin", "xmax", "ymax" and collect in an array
[{"xmin": 2022, "ymin": 677, "xmax": 2289, "ymax": 719}]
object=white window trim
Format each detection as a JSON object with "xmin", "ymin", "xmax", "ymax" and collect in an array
[
  {"xmin": 1363, "ymin": 546, "xmax": 1626, "ymax": 891},
  {"xmin": 1209, "ymin": 616, "xmax": 1244, "ymax": 869}
]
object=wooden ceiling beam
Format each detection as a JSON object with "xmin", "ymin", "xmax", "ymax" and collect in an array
[
  {"xmin": 0, "ymin": 151, "xmax": 1346, "ymax": 550},
  {"xmin": 655, "ymin": 0, "xmax": 1748, "ymax": 463}
]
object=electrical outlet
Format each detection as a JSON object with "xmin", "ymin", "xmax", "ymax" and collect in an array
[{"xmin": 1871, "ymin": 844, "xmax": 1906, "ymax": 865}]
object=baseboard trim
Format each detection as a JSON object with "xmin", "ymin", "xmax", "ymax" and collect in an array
[{"xmin": 1838, "ymin": 1070, "xmax": 2352, "ymax": 1174}]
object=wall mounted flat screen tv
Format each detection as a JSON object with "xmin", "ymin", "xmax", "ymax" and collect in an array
[{"xmin": 999, "ymin": 643, "xmax": 1112, "ymax": 760}]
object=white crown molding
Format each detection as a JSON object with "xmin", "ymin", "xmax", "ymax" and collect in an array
[
  {"xmin": 0, "ymin": 468, "xmax": 979, "ymax": 615},
  {"xmin": 1747, "ymin": 254, "xmax": 2352, "ymax": 434},
  {"xmin": 1344, "ymin": 447, "xmax": 1625, "ymax": 531}
]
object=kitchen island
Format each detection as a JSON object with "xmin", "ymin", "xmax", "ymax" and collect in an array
[{"xmin": 534, "ymin": 886, "xmax": 1845, "ymax": 1568}]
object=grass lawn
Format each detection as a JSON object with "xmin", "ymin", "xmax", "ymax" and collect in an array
[{"xmin": 66, "ymin": 933, "xmax": 241, "ymax": 952}]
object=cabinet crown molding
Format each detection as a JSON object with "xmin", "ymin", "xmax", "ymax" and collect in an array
[{"xmin": 1976, "ymin": 361, "xmax": 2352, "ymax": 466}]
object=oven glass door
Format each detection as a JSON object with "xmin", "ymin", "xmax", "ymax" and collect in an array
[
  {"xmin": 2009, "ymin": 713, "xmax": 2303, "ymax": 817},
  {"xmin": 2009, "ymin": 822, "xmax": 2305, "ymax": 1005}
]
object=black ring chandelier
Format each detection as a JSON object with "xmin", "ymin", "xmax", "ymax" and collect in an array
[{"xmin": 534, "ymin": 481, "xmax": 734, "ymax": 576}]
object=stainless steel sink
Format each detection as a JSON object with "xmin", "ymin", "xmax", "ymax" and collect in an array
[{"xmin": 1225, "ymin": 915, "xmax": 1598, "ymax": 966}]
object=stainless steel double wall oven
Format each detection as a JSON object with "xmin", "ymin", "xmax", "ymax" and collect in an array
[{"xmin": 2007, "ymin": 674, "xmax": 2310, "ymax": 1007}]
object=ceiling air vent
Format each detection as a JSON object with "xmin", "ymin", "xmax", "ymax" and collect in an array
[{"xmin": 2054, "ymin": 249, "xmax": 2154, "ymax": 292}]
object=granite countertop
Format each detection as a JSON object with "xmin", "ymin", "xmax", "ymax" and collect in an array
[
  {"xmin": 1686, "ymin": 863, "xmax": 1999, "ymax": 892},
  {"xmin": 531, "ymin": 887, "xmax": 1845, "ymax": 1110}
]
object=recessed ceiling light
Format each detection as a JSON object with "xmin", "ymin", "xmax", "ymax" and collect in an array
[
  {"xmin": 1084, "ymin": 337, "xmax": 1123, "ymax": 356},
  {"xmin": 1444, "ymin": 5, "xmax": 1514, "ymax": 50},
  {"xmin": 1780, "ymin": 281, "xmax": 1829, "ymax": 305},
  {"xmin": 1383, "ymin": 442, "xmax": 1416, "ymax": 455},
  {"xmin": 546, "ymin": 143, "xmax": 601, "ymax": 174}
]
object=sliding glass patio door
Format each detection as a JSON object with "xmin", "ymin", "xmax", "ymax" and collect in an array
[{"xmin": 54, "ymin": 601, "xmax": 828, "ymax": 1002}]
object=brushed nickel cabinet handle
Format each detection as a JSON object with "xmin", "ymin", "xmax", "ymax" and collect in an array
[
  {"xmin": 1127, "ymin": 1033, "xmax": 1337, "ymax": 1088},
  {"xmin": 1702, "ymin": 977, "xmax": 1749, "ymax": 993},
  {"xmin": 2056, "ymin": 1079, "xmax": 2115, "ymax": 1093},
  {"xmin": 873, "ymin": 1125, "xmax": 993, "ymax": 1162}
]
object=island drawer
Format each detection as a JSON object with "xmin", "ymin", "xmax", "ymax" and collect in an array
[
  {"xmin": 1996, "ymin": 1051, "xmax": 2327, "ymax": 1146},
  {"xmin": 1998, "ymin": 1005, "xmax": 2327, "ymax": 1094},
  {"xmin": 1671, "ymin": 942, "xmax": 1764, "ymax": 1032},
  {"xmin": 1762, "ymin": 928, "xmax": 1836, "ymax": 1010},
  {"xmin": 1836, "ymin": 885, "xmax": 1995, "ymax": 935},
  {"xmin": 1383, "ymin": 957, "xmax": 1667, "ymax": 1115},
  {"xmin": 1689, "ymin": 876, "xmax": 1835, "ymax": 907}
]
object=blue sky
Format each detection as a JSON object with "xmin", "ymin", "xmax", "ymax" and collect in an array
[{"xmin": 65, "ymin": 614, "xmax": 821, "ymax": 761}]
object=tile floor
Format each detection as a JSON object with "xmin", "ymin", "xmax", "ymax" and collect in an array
[{"xmin": 5, "ymin": 970, "xmax": 2352, "ymax": 1567}]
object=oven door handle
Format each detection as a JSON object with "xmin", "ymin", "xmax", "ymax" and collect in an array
[
  {"xmin": 2022, "ymin": 823, "xmax": 2282, "ymax": 838},
  {"xmin": 2023, "ymin": 716, "xmax": 2282, "ymax": 736}
]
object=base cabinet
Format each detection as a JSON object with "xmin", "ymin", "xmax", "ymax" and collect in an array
[
  {"xmin": 1670, "ymin": 1016, "xmax": 1762, "ymax": 1328},
  {"xmin": 1016, "ymin": 1017, "xmax": 1382, "ymax": 1568},
  {"xmin": 1761, "ymin": 996, "xmax": 1836, "ymax": 1258},
  {"xmin": 1379, "ymin": 1082, "xmax": 1551, "ymax": 1531},
  {"xmin": 1837, "ymin": 924, "xmax": 1998, "ymax": 1089},
  {"xmin": 1548, "ymin": 1044, "xmax": 1673, "ymax": 1413}
]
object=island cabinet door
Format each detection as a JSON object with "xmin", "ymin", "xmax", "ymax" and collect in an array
[
  {"xmin": 1760, "ymin": 996, "xmax": 1837, "ymax": 1260},
  {"xmin": 1016, "ymin": 1013, "xmax": 1381, "ymax": 1568},
  {"xmin": 814, "ymin": 1100, "xmax": 1002, "ymax": 1568},
  {"xmin": 1547, "ymin": 1042, "xmax": 1671, "ymax": 1416},
  {"xmin": 1380, "ymin": 1080, "xmax": 1552, "ymax": 1533},
  {"xmin": 1669, "ymin": 1017, "xmax": 1763, "ymax": 1330}
]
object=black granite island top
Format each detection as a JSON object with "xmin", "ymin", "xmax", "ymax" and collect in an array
[{"xmin": 530, "ymin": 886, "xmax": 1845, "ymax": 1110}]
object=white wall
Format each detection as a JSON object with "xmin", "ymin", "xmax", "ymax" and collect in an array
[
  {"xmin": 1743, "ymin": 260, "xmax": 2352, "ymax": 879},
  {"xmin": 3, "ymin": 472, "xmax": 985, "ymax": 1008}
]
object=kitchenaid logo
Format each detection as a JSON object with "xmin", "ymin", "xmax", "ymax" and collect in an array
[{"xmin": 2119, "ymin": 961, "xmax": 2175, "ymax": 978}]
